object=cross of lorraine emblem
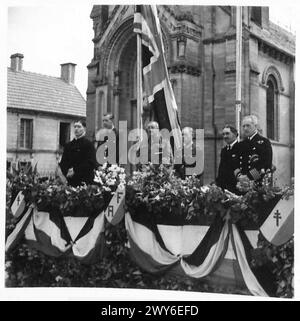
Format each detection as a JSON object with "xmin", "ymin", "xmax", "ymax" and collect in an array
[{"xmin": 273, "ymin": 209, "xmax": 282, "ymax": 227}]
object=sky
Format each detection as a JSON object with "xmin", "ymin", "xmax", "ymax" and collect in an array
[
  {"xmin": 4, "ymin": 1, "xmax": 299, "ymax": 98},
  {"xmin": 6, "ymin": 5, "xmax": 93, "ymax": 98}
]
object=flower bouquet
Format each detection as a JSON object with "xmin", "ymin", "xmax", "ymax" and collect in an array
[
  {"xmin": 7, "ymin": 162, "xmax": 126, "ymax": 218},
  {"xmin": 126, "ymin": 163, "xmax": 203, "ymax": 222}
]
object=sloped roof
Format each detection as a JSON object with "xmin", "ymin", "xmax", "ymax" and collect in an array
[{"xmin": 7, "ymin": 68, "xmax": 86, "ymax": 117}]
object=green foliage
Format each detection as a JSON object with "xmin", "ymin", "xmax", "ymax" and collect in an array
[
  {"xmin": 7, "ymin": 162, "xmax": 126, "ymax": 217},
  {"xmin": 251, "ymin": 235, "xmax": 294, "ymax": 298},
  {"xmin": 126, "ymin": 164, "xmax": 285, "ymax": 226},
  {"xmin": 5, "ymin": 164, "xmax": 294, "ymax": 297}
]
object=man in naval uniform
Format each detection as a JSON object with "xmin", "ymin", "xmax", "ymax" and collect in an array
[
  {"xmin": 234, "ymin": 115, "xmax": 273, "ymax": 185},
  {"xmin": 216, "ymin": 125, "xmax": 240, "ymax": 194}
]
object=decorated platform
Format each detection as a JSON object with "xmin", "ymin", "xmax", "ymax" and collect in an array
[{"xmin": 5, "ymin": 163, "xmax": 294, "ymax": 297}]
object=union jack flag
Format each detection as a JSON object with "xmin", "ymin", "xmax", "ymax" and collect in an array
[{"xmin": 134, "ymin": 5, "xmax": 182, "ymax": 149}]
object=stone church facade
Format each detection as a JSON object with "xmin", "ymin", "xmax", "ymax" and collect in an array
[{"xmin": 86, "ymin": 5, "xmax": 295, "ymax": 185}]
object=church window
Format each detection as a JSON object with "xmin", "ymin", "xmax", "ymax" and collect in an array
[{"xmin": 266, "ymin": 75, "xmax": 278, "ymax": 140}]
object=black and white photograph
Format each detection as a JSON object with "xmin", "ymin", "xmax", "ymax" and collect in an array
[{"xmin": 1, "ymin": 0, "xmax": 298, "ymax": 302}]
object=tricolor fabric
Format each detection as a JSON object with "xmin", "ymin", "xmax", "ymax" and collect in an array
[
  {"xmin": 6, "ymin": 190, "xmax": 293, "ymax": 296},
  {"xmin": 6, "ymin": 206, "xmax": 106, "ymax": 264},
  {"xmin": 5, "ymin": 189, "xmax": 126, "ymax": 264},
  {"xmin": 260, "ymin": 195, "xmax": 294, "ymax": 246},
  {"xmin": 125, "ymin": 193, "xmax": 293, "ymax": 297},
  {"xmin": 134, "ymin": 5, "xmax": 182, "ymax": 149}
]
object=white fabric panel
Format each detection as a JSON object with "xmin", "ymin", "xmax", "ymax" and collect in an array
[
  {"xmin": 32, "ymin": 209, "xmax": 71, "ymax": 252},
  {"xmin": 125, "ymin": 213, "xmax": 179, "ymax": 265},
  {"xmin": 180, "ymin": 221, "xmax": 229, "ymax": 278},
  {"xmin": 63, "ymin": 217, "xmax": 89, "ymax": 241},
  {"xmin": 157, "ymin": 225, "xmax": 209, "ymax": 256},
  {"xmin": 245, "ymin": 230, "xmax": 259, "ymax": 249},
  {"xmin": 224, "ymin": 237, "xmax": 236, "ymax": 259},
  {"xmin": 72, "ymin": 212, "xmax": 105, "ymax": 258},
  {"xmin": 231, "ymin": 224, "xmax": 268, "ymax": 297},
  {"xmin": 24, "ymin": 214, "xmax": 36, "ymax": 241}
]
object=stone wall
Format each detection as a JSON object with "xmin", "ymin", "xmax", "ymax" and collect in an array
[
  {"xmin": 87, "ymin": 5, "xmax": 295, "ymax": 184},
  {"xmin": 7, "ymin": 110, "xmax": 78, "ymax": 174}
]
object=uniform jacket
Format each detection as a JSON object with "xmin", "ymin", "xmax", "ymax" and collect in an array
[
  {"xmin": 233, "ymin": 133, "xmax": 273, "ymax": 181},
  {"xmin": 59, "ymin": 136, "xmax": 97, "ymax": 187},
  {"xmin": 216, "ymin": 141, "xmax": 241, "ymax": 193}
]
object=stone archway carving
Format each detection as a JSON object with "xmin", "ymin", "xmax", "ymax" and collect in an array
[
  {"xmin": 99, "ymin": 11, "xmax": 173, "ymax": 128},
  {"xmin": 261, "ymin": 65, "xmax": 284, "ymax": 92},
  {"xmin": 102, "ymin": 14, "xmax": 172, "ymax": 80},
  {"xmin": 102, "ymin": 17, "xmax": 135, "ymax": 81}
]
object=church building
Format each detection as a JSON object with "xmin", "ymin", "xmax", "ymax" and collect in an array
[{"xmin": 86, "ymin": 5, "xmax": 295, "ymax": 185}]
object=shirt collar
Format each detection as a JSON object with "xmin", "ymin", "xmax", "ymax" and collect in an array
[
  {"xmin": 229, "ymin": 139, "xmax": 238, "ymax": 148},
  {"xmin": 75, "ymin": 132, "xmax": 86, "ymax": 140},
  {"xmin": 227, "ymin": 139, "xmax": 237, "ymax": 150},
  {"xmin": 249, "ymin": 131, "xmax": 258, "ymax": 141}
]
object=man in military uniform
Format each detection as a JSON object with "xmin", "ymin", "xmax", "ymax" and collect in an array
[
  {"xmin": 216, "ymin": 125, "xmax": 240, "ymax": 194},
  {"xmin": 234, "ymin": 115, "xmax": 273, "ymax": 185}
]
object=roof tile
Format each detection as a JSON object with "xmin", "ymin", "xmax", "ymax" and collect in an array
[{"xmin": 7, "ymin": 68, "xmax": 86, "ymax": 117}]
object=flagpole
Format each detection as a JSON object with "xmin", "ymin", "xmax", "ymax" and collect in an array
[
  {"xmin": 136, "ymin": 7, "xmax": 143, "ymax": 140},
  {"xmin": 236, "ymin": 6, "xmax": 242, "ymax": 139}
]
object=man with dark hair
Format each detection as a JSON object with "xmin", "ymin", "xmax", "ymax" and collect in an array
[
  {"xmin": 59, "ymin": 119, "xmax": 97, "ymax": 187},
  {"xmin": 216, "ymin": 124, "xmax": 240, "ymax": 194},
  {"xmin": 234, "ymin": 115, "xmax": 273, "ymax": 184},
  {"xmin": 102, "ymin": 113, "xmax": 114, "ymax": 129}
]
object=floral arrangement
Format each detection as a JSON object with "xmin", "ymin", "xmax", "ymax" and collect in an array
[
  {"xmin": 126, "ymin": 163, "xmax": 290, "ymax": 226},
  {"xmin": 6, "ymin": 162, "xmax": 294, "ymax": 297},
  {"xmin": 7, "ymin": 162, "xmax": 126, "ymax": 217},
  {"xmin": 94, "ymin": 163, "xmax": 126, "ymax": 192},
  {"xmin": 126, "ymin": 164, "xmax": 203, "ymax": 218}
]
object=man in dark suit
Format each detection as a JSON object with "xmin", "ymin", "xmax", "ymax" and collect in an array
[
  {"xmin": 234, "ymin": 115, "xmax": 273, "ymax": 184},
  {"xmin": 174, "ymin": 127, "xmax": 203, "ymax": 179},
  {"xmin": 136, "ymin": 121, "xmax": 173, "ymax": 165},
  {"xmin": 216, "ymin": 125, "xmax": 240, "ymax": 194},
  {"xmin": 95, "ymin": 113, "xmax": 119, "ymax": 164},
  {"xmin": 59, "ymin": 119, "xmax": 97, "ymax": 187}
]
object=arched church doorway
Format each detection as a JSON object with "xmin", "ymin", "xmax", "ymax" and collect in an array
[
  {"xmin": 118, "ymin": 36, "xmax": 137, "ymax": 132},
  {"xmin": 114, "ymin": 33, "xmax": 152, "ymax": 172}
]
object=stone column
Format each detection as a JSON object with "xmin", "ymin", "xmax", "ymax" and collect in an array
[{"xmin": 113, "ymin": 71, "xmax": 122, "ymax": 129}]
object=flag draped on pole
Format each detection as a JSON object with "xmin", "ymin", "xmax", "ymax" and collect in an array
[{"xmin": 134, "ymin": 5, "xmax": 182, "ymax": 149}]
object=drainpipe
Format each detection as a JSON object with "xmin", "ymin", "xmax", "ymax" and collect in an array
[{"xmin": 211, "ymin": 7, "xmax": 218, "ymax": 179}]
